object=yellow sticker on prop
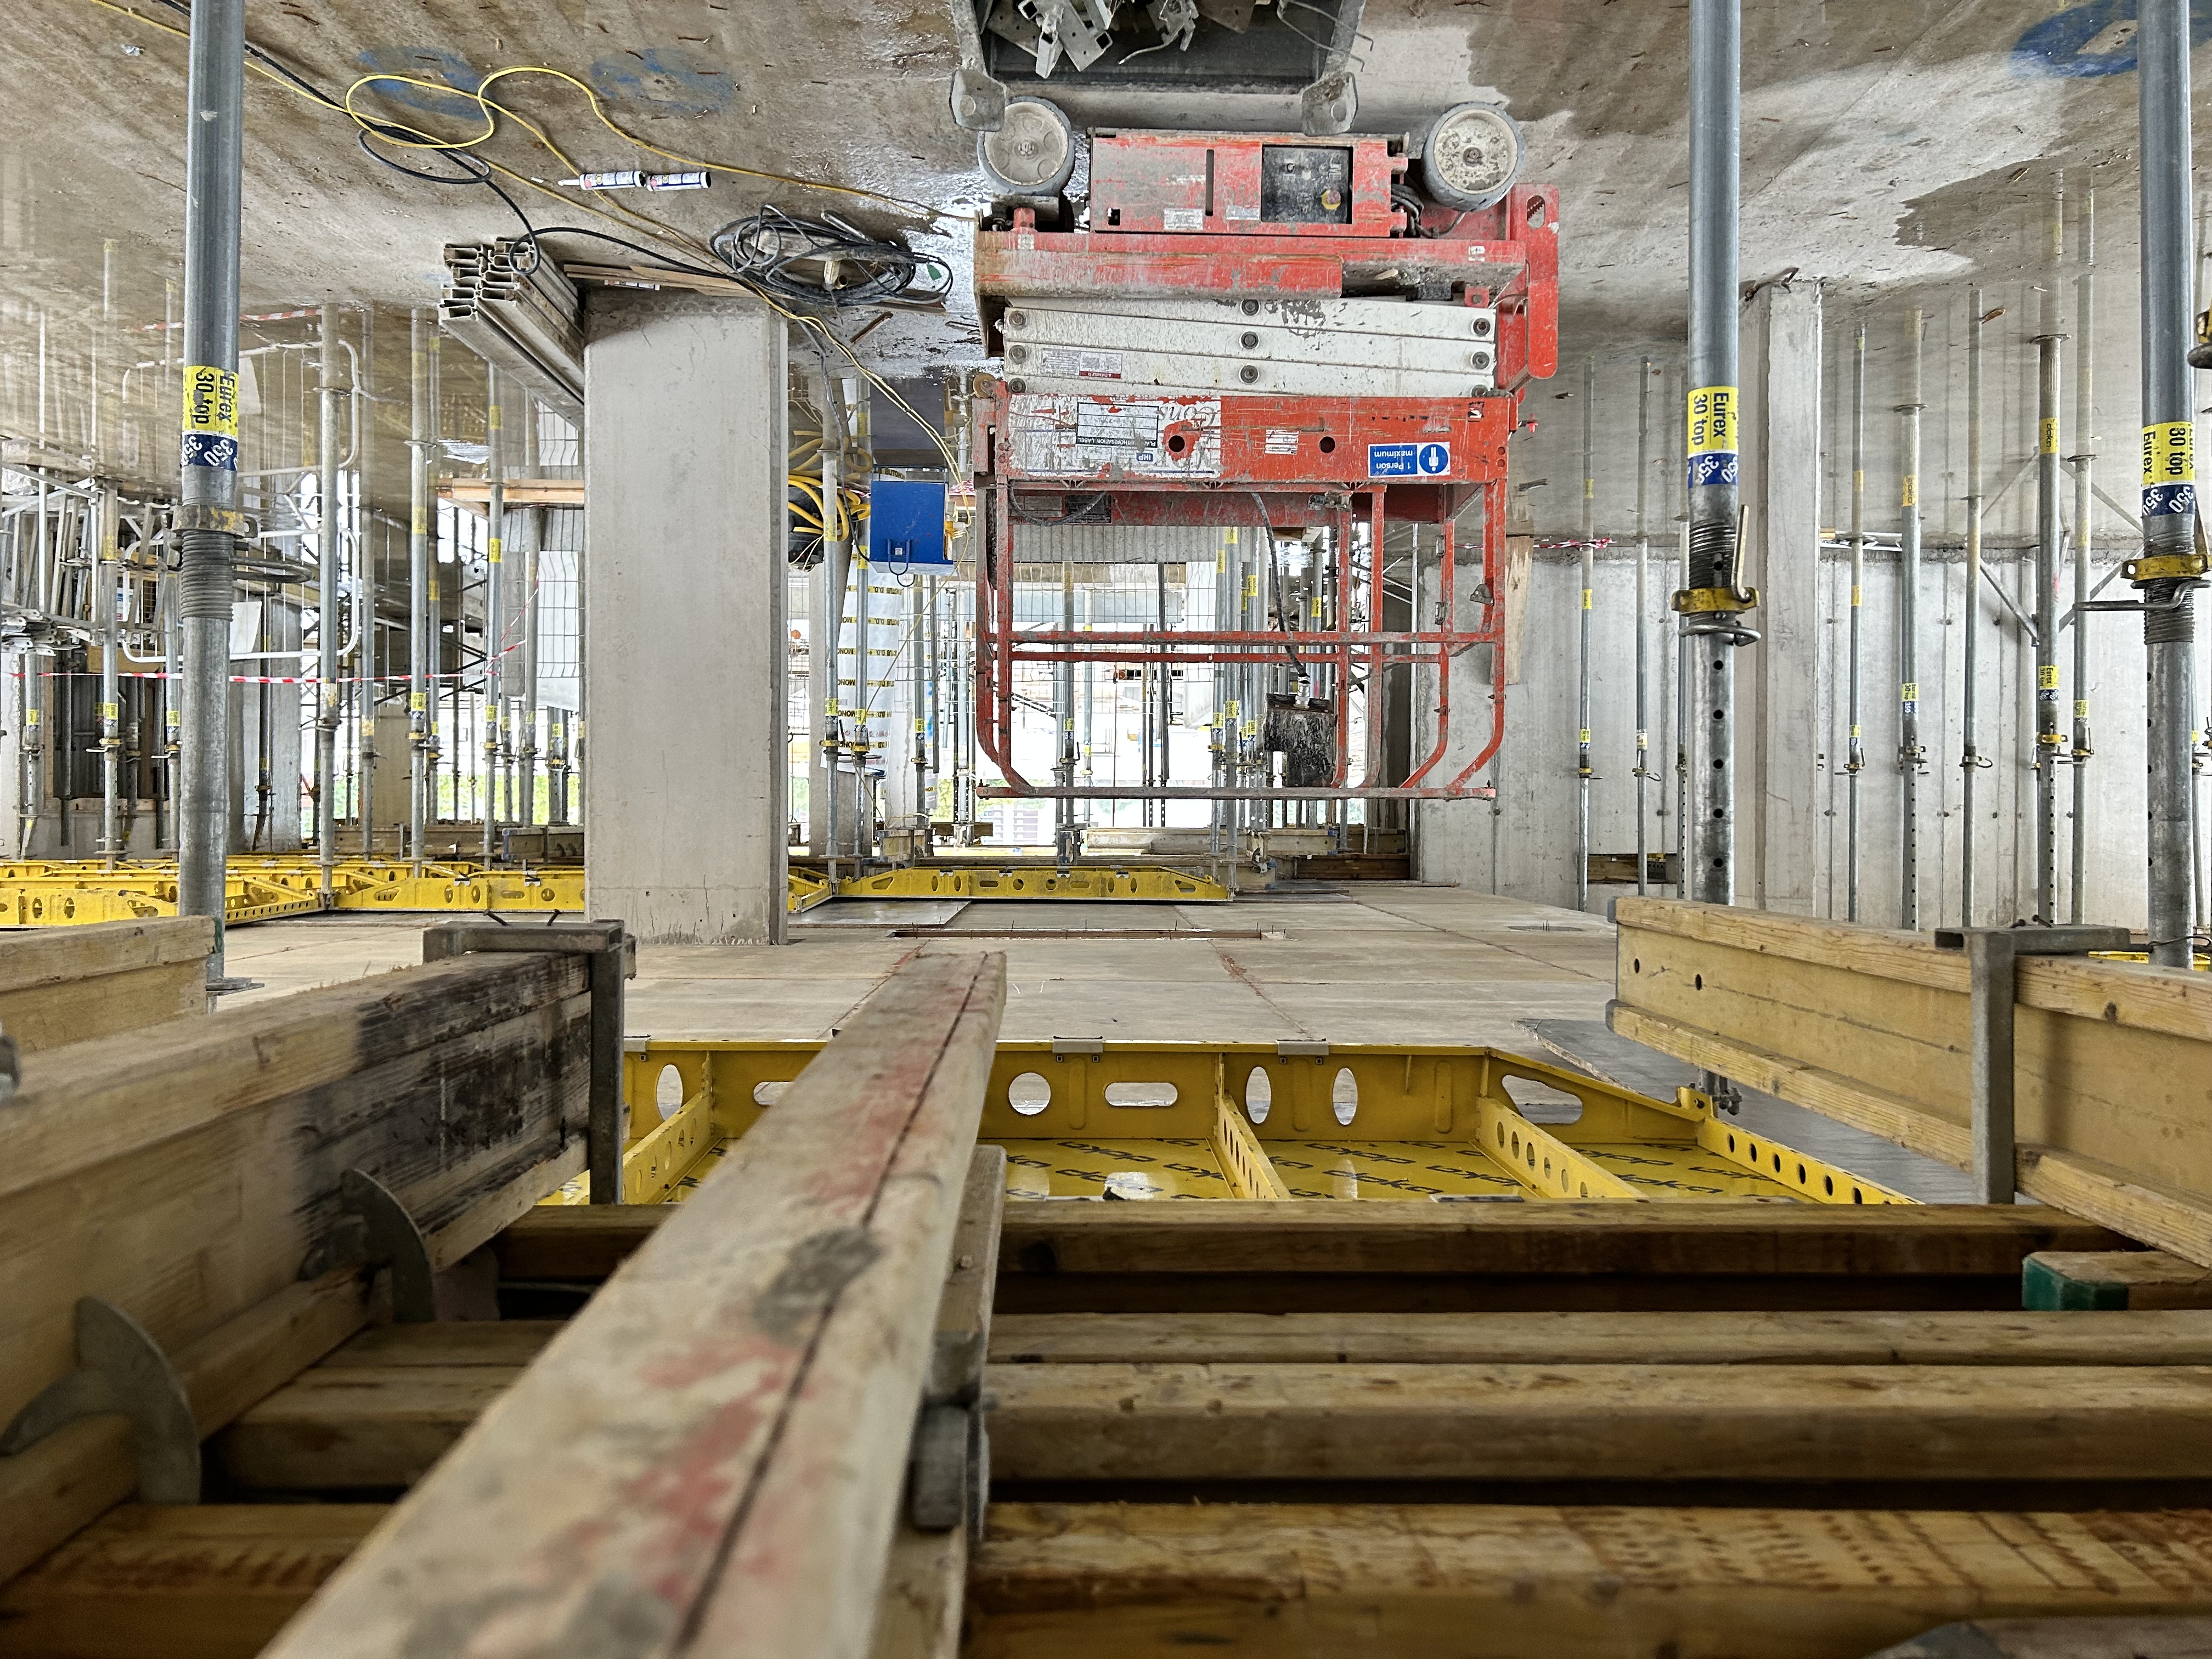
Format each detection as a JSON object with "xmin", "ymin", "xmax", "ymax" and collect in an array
[
  {"xmin": 1901, "ymin": 475, "xmax": 1918, "ymax": 509},
  {"xmin": 181, "ymin": 365, "xmax": 239, "ymax": 436},
  {"xmin": 2040, "ymin": 417, "xmax": 2058, "ymax": 455},
  {"xmin": 1851, "ymin": 585, "xmax": 1863, "ymax": 606},
  {"xmin": 98, "ymin": 701, "xmax": 118, "ymax": 722},
  {"xmin": 1900, "ymin": 681, "xmax": 1920, "ymax": 701},
  {"xmin": 1581, "ymin": 588, "xmax": 1593, "ymax": 610},
  {"xmin": 2075, "ymin": 699, "xmax": 2089, "ymax": 718},
  {"xmin": 409, "ymin": 692, "xmax": 426, "ymax": 713},
  {"xmin": 1687, "ymin": 386, "xmax": 1736, "ymax": 453},
  {"xmin": 2143, "ymin": 421, "xmax": 2194, "ymax": 486},
  {"xmin": 488, "ymin": 537, "xmax": 502, "ymax": 565},
  {"xmin": 24, "ymin": 709, "xmax": 38, "ymax": 727},
  {"xmin": 1578, "ymin": 728, "xmax": 1592, "ymax": 744},
  {"xmin": 2038, "ymin": 665, "xmax": 2059, "ymax": 690}
]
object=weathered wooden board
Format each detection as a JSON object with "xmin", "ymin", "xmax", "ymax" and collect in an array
[
  {"xmin": 0, "ymin": 1504, "xmax": 385, "ymax": 1659},
  {"xmin": 0, "ymin": 916, "xmax": 212, "ymax": 1049},
  {"xmin": 218, "ymin": 1368, "xmax": 524, "ymax": 1492},
  {"xmin": 2024, "ymin": 1251, "xmax": 2212, "ymax": 1311},
  {"xmin": 987, "ymin": 1362, "xmax": 2212, "ymax": 1484},
  {"xmin": 260, "ymin": 952, "xmax": 1007, "ymax": 1659},
  {"xmin": 1611, "ymin": 898, "xmax": 2212, "ymax": 1264},
  {"xmin": 997, "ymin": 1202, "xmax": 2115, "ymax": 1276},
  {"xmin": 499, "ymin": 1200, "xmax": 2118, "ymax": 1313},
  {"xmin": 989, "ymin": 1308, "xmax": 2212, "ymax": 1367},
  {"xmin": 0, "ymin": 950, "xmax": 592, "ymax": 1587},
  {"xmin": 966, "ymin": 1503, "xmax": 2212, "ymax": 1658}
]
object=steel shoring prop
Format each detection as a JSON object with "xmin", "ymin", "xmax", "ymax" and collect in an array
[
  {"xmin": 2070, "ymin": 190, "xmax": 2097, "ymax": 923},
  {"xmin": 317, "ymin": 307, "xmax": 342, "ymax": 898},
  {"xmin": 176, "ymin": 0, "xmax": 244, "ymax": 988},
  {"xmin": 482, "ymin": 370, "xmax": 505, "ymax": 870},
  {"xmin": 1847, "ymin": 323, "xmax": 1867, "ymax": 921},
  {"xmin": 1634, "ymin": 357, "xmax": 1655, "ymax": 898},
  {"xmin": 2136, "ymin": 0, "xmax": 2203, "ymax": 968},
  {"xmin": 408, "ymin": 311, "xmax": 430, "ymax": 870},
  {"xmin": 1680, "ymin": 0, "xmax": 1752, "ymax": 1113},
  {"xmin": 1576, "ymin": 353, "xmax": 1595, "ymax": 913},
  {"xmin": 2034, "ymin": 195, "xmax": 2068, "ymax": 924},
  {"xmin": 1960, "ymin": 295, "xmax": 1986, "ymax": 928},
  {"xmin": 1897, "ymin": 309, "xmax": 1926, "ymax": 930}
]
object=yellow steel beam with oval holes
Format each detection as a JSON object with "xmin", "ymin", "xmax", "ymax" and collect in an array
[
  {"xmin": 834, "ymin": 864, "xmax": 1231, "ymax": 902},
  {"xmin": 607, "ymin": 1038, "xmax": 1917, "ymax": 1209}
]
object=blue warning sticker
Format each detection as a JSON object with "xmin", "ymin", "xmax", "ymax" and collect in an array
[{"xmin": 1369, "ymin": 441, "xmax": 1452, "ymax": 479}]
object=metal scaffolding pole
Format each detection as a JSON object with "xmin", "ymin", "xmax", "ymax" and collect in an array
[
  {"xmin": 1683, "ymin": 0, "xmax": 1750, "ymax": 909},
  {"xmin": 1847, "ymin": 322, "xmax": 1867, "ymax": 921},
  {"xmin": 2034, "ymin": 261, "xmax": 2067, "ymax": 924},
  {"xmin": 408, "ymin": 309, "xmax": 430, "ymax": 863},
  {"xmin": 98, "ymin": 487, "xmax": 121, "ymax": 859},
  {"xmin": 1634, "ymin": 356, "xmax": 1654, "ymax": 898},
  {"xmin": 482, "ymin": 370, "xmax": 504, "ymax": 866},
  {"xmin": 315, "ymin": 307, "xmax": 341, "ymax": 894},
  {"xmin": 2137, "ymin": 0, "xmax": 2202, "ymax": 968},
  {"xmin": 1576, "ymin": 352, "xmax": 1595, "ymax": 912},
  {"xmin": 177, "ymin": 0, "xmax": 244, "ymax": 984},
  {"xmin": 1960, "ymin": 294, "xmax": 1985, "ymax": 927},
  {"xmin": 1897, "ymin": 308, "xmax": 1926, "ymax": 930},
  {"xmin": 2070, "ymin": 190, "xmax": 2097, "ymax": 922}
]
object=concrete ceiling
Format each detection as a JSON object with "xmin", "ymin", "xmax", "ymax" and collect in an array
[{"xmin": 0, "ymin": 0, "xmax": 2203, "ymax": 508}]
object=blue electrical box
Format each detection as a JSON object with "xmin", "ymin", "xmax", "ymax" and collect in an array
[{"xmin": 866, "ymin": 479, "xmax": 951, "ymax": 569}]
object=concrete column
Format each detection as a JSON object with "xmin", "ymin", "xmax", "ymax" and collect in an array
[
  {"xmin": 583, "ymin": 292, "xmax": 788, "ymax": 943},
  {"xmin": 1739, "ymin": 282, "xmax": 1825, "ymax": 913}
]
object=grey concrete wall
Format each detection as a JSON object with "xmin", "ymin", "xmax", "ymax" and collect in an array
[
  {"xmin": 583, "ymin": 292, "xmax": 787, "ymax": 944},
  {"xmin": 1423, "ymin": 268, "xmax": 2210, "ymax": 935}
]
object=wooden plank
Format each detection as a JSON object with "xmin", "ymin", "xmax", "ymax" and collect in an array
[
  {"xmin": 497, "ymin": 1200, "xmax": 2117, "ymax": 1304},
  {"xmin": 2023, "ymin": 1251, "xmax": 2212, "ymax": 1311},
  {"xmin": 1612, "ymin": 900, "xmax": 2212, "ymax": 1264},
  {"xmin": 0, "ymin": 949, "xmax": 592, "ymax": 1589},
  {"xmin": 0, "ymin": 1504, "xmax": 385, "ymax": 1659},
  {"xmin": 262, "ymin": 952, "xmax": 1008, "ymax": 1659},
  {"xmin": 966, "ymin": 1503, "xmax": 2212, "ymax": 1658},
  {"xmin": 493, "ymin": 1204, "xmax": 667, "ymax": 1280},
  {"xmin": 1872, "ymin": 1617, "xmax": 2212, "ymax": 1659},
  {"xmin": 439, "ymin": 477, "xmax": 585, "ymax": 508},
  {"xmin": 0, "ymin": 916, "xmax": 211, "ymax": 1049},
  {"xmin": 316, "ymin": 1321, "xmax": 565, "ymax": 1369},
  {"xmin": 998, "ymin": 1202, "xmax": 2117, "ymax": 1278},
  {"xmin": 217, "ymin": 1367, "xmax": 522, "ymax": 1492},
  {"xmin": 870, "ymin": 1145, "xmax": 1008, "ymax": 1659},
  {"xmin": 987, "ymin": 1362, "xmax": 2212, "ymax": 1484},
  {"xmin": 989, "ymin": 1308, "xmax": 2212, "ymax": 1366}
]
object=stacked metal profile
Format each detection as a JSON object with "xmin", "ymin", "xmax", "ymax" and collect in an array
[{"xmin": 437, "ymin": 239, "xmax": 584, "ymax": 421}]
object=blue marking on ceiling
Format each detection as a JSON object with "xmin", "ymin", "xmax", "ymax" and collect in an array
[
  {"xmin": 353, "ymin": 47, "xmax": 485, "ymax": 120},
  {"xmin": 587, "ymin": 48, "xmax": 736, "ymax": 118},
  {"xmin": 2012, "ymin": 1, "xmax": 2212, "ymax": 77}
]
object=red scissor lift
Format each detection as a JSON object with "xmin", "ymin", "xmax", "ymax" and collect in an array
[{"xmin": 969, "ymin": 129, "xmax": 1559, "ymax": 805}]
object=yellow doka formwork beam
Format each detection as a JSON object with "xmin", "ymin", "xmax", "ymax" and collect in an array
[
  {"xmin": 571, "ymin": 1038, "xmax": 1915, "ymax": 1209},
  {"xmin": 0, "ymin": 859, "xmax": 834, "ymax": 927},
  {"xmin": 834, "ymin": 865, "xmax": 1231, "ymax": 902}
]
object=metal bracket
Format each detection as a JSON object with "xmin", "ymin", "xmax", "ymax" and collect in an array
[
  {"xmin": 1277, "ymin": 1038, "xmax": 1330, "ymax": 1058},
  {"xmin": 1935, "ymin": 924, "xmax": 2129, "ymax": 1204},
  {"xmin": 0, "ymin": 1297, "xmax": 199, "ymax": 1503},
  {"xmin": 299, "ymin": 1169, "xmax": 438, "ymax": 1323},
  {"xmin": 907, "ymin": 1329, "xmax": 990, "ymax": 1541},
  {"xmin": 1299, "ymin": 67, "xmax": 1358, "ymax": 136},
  {"xmin": 424, "ymin": 920, "xmax": 633, "ymax": 1204},
  {"xmin": 1051, "ymin": 1037, "xmax": 1104, "ymax": 1058}
]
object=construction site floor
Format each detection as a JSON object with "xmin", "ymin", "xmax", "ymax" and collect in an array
[{"xmin": 219, "ymin": 883, "xmax": 1964, "ymax": 1200}]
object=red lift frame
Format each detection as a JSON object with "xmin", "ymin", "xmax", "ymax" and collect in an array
[
  {"xmin": 968, "ymin": 177, "xmax": 1558, "ymax": 803},
  {"xmin": 970, "ymin": 384, "xmax": 1511, "ymax": 802}
]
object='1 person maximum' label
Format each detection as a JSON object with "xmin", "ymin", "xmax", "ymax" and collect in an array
[{"xmin": 1368, "ymin": 442, "xmax": 1451, "ymax": 478}]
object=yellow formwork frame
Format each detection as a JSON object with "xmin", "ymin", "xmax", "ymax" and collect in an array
[
  {"xmin": 600, "ymin": 1037, "xmax": 1914, "ymax": 1208},
  {"xmin": 0, "ymin": 857, "xmax": 827, "ymax": 928},
  {"xmin": 834, "ymin": 865, "xmax": 1231, "ymax": 902}
]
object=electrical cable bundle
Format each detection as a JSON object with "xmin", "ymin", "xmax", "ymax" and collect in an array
[{"xmin": 710, "ymin": 209, "xmax": 951, "ymax": 310}]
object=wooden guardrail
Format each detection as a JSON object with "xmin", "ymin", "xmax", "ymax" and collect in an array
[
  {"xmin": 1609, "ymin": 898, "xmax": 2212, "ymax": 1263},
  {"xmin": 0, "ymin": 934, "xmax": 610, "ymax": 1585},
  {"xmin": 258, "ymin": 951, "xmax": 1007, "ymax": 1659}
]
